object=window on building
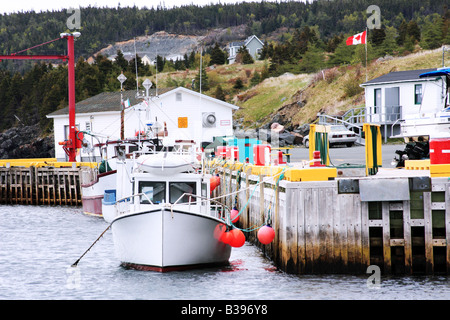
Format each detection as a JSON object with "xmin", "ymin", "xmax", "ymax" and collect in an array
[
  {"xmin": 415, "ymin": 84, "xmax": 423, "ymax": 105},
  {"xmin": 85, "ymin": 121, "xmax": 91, "ymax": 132},
  {"xmin": 176, "ymin": 92, "xmax": 182, "ymax": 101}
]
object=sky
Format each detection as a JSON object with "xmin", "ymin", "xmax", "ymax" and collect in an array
[{"xmin": 0, "ymin": 0, "xmax": 275, "ymax": 14}]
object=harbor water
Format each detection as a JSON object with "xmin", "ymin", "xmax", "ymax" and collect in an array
[{"xmin": 0, "ymin": 205, "xmax": 448, "ymax": 300}]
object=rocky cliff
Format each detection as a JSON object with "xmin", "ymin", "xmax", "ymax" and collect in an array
[{"xmin": 0, "ymin": 125, "xmax": 54, "ymax": 159}]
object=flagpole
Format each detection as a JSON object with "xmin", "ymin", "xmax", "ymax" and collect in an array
[{"xmin": 365, "ymin": 27, "xmax": 368, "ymax": 82}]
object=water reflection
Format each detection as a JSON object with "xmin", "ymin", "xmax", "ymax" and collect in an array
[{"xmin": 0, "ymin": 205, "xmax": 448, "ymax": 300}]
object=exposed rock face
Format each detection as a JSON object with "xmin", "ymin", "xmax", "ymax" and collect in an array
[
  {"xmin": 0, "ymin": 125, "xmax": 54, "ymax": 159},
  {"xmin": 93, "ymin": 26, "xmax": 249, "ymax": 61},
  {"xmin": 97, "ymin": 31, "xmax": 204, "ymax": 60}
]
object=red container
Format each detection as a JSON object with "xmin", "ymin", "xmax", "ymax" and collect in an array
[
  {"xmin": 429, "ymin": 138, "xmax": 450, "ymax": 164},
  {"xmin": 277, "ymin": 151, "xmax": 286, "ymax": 165},
  {"xmin": 217, "ymin": 146, "xmax": 227, "ymax": 159},
  {"xmin": 226, "ymin": 146, "xmax": 239, "ymax": 160},
  {"xmin": 253, "ymin": 144, "xmax": 271, "ymax": 166}
]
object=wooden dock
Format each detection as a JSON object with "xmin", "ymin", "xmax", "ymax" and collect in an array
[
  {"xmin": 0, "ymin": 159, "xmax": 96, "ymax": 206},
  {"xmin": 216, "ymin": 165, "xmax": 450, "ymax": 275}
]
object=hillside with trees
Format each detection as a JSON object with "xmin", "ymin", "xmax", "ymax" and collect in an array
[{"xmin": 0, "ymin": 0, "xmax": 448, "ymax": 136}]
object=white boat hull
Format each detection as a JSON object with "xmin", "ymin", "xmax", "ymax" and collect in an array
[{"xmin": 111, "ymin": 207, "xmax": 231, "ymax": 271}]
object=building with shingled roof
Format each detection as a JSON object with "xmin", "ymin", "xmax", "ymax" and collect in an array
[{"xmin": 47, "ymin": 87, "xmax": 238, "ymax": 161}]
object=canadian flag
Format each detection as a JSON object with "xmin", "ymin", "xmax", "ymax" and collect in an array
[{"xmin": 346, "ymin": 31, "xmax": 367, "ymax": 46}]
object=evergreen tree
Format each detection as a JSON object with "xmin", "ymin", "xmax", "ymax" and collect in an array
[
  {"xmin": 299, "ymin": 45, "xmax": 325, "ymax": 73},
  {"xmin": 233, "ymin": 78, "xmax": 244, "ymax": 90},
  {"xmin": 209, "ymin": 42, "xmax": 226, "ymax": 65},
  {"xmin": 250, "ymin": 71, "xmax": 261, "ymax": 86},
  {"xmin": 407, "ymin": 20, "xmax": 421, "ymax": 43},
  {"xmin": 421, "ymin": 14, "xmax": 443, "ymax": 50},
  {"xmin": 214, "ymin": 85, "xmax": 226, "ymax": 101},
  {"xmin": 236, "ymin": 46, "xmax": 254, "ymax": 64},
  {"xmin": 156, "ymin": 55, "xmax": 165, "ymax": 73},
  {"xmin": 194, "ymin": 66, "xmax": 209, "ymax": 92},
  {"xmin": 114, "ymin": 50, "xmax": 128, "ymax": 72},
  {"xmin": 370, "ymin": 28, "xmax": 386, "ymax": 46}
]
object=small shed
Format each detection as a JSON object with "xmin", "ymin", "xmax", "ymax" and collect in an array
[{"xmin": 360, "ymin": 68, "xmax": 446, "ymax": 136}]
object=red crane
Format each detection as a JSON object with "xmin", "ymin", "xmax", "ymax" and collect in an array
[{"xmin": 0, "ymin": 32, "xmax": 80, "ymax": 162}]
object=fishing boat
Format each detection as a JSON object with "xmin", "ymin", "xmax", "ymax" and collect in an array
[
  {"xmin": 102, "ymin": 144, "xmax": 232, "ymax": 272},
  {"xmin": 80, "ymin": 136, "xmax": 161, "ymax": 216}
]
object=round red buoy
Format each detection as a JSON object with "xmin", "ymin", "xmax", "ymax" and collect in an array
[
  {"xmin": 213, "ymin": 224, "xmax": 226, "ymax": 240},
  {"xmin": 257, "ymin": 225, "xmax": 275, "ymax": 244},
  {"xmin": 220, "ymin": 230, "xmax": 233, "ymax": 244},
  {"xmin": 230, "ymin": 208, "xmax": 239, "ymax": 223},
  {"xmin": 210, "ymin": 175, "xmax": 220, "ymax": 191},
  {"xmin": 229, "ymin": 228, "xmax": 245, "ymax": 248}
]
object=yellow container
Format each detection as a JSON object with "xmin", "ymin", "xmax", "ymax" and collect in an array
[
  {"xmin": 284, "ymin": 167, "xmax": 337, "ymax": 182},
  {"xmin": 430, "ymin": 164, "xmax": 450, "ymax": 177},
  {"xmin": 404, "ymin": 159, "xmax": 431, "ymax": 170}
]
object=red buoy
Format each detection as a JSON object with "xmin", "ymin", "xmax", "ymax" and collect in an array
[
  {"xmin": 210, "ymin": 175, "xmax": 220, "ymax": 191},
  {"xmin": 230, "ymin": 208, "xmax": 239, "ymax": 223},
  {"xmin": 220, "ymin": 230, "xmax": 233, "ymax": 244},
  {"xmin": 257, "ymin": 225, "xmax": 275, "ymax": 244},
  {"xmin": 229, "ymin": 228, "xmax": 245, "ymax": 248},
  {"xmin": 213, "ymin": 224, "xmax": 226, "ymax": 240}
]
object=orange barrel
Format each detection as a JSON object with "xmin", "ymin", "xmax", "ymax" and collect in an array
[
  {"xmin": 429, "ymin": 138, "xmax": 450, "ymax": 164},
  {"xmin": 253, "ymin": 144, "xmax": 271, "ymax": 166}
]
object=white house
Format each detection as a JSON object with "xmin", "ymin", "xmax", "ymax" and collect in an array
[
  {"xmin": 228, "ymin": 35, "xmax": 264, "ymax": 64},
  {"xmin": 141, "ymin": 55, "xmax": 155, "ymax": 66},
  {"xmin": 47, "ymin": 87, "xmax": 238, "ymax": 161},
  {"xmin": 360, "ymin": 68, "xmax": 447, "ymax": 137}
]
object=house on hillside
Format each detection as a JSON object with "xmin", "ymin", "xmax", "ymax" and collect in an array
[
  {"xmin": 227, "ymin": 35, "xmax": 264, "ymax": 64},
  {"xmin": 360, "ymin": 68, "xmax": 447, "ymax": 138},
  {"xmin": 141, "ymin": 55, "xmax": 154, "ymax": 66},
  {"xmin": 47, "ymin": 87, "xmax": 238, "ymax": 161}
]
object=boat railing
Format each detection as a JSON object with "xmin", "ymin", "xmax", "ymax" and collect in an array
[
  {"xmin": 115, "ymin": 192, "xmax": 154, "ymax": 216},
  {"xmin": 172, "ymin": 192, "xmax": 228, "ymax": 221},
  {"xmin": 114, "ymin": 192, "xmax": 226, "ymax": 220}
]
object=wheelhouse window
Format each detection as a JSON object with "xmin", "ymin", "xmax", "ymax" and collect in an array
[
  {"xmin": 139, "ymin": 181, "xmax": 165, "ymax": 204},
  {"xmin": 169, "ymin": 181, "xmax": 197, "ymax": 203},
  {"xmin": 415, "ymin": 84, "xmax": 423, "ymax": 104}
]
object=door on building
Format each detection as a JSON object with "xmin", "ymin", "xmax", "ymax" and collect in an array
[{"xmin": 384, "ymin": 87, "xmax": 400, "ymax": 122}]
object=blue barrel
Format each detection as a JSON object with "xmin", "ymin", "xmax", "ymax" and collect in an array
[{"xmin": 102, "ymin": 189, "xmax": 116, "ymax": 205}]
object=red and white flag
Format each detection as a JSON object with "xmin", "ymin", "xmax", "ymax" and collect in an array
[{"xmin": 346, "ymin": 31, "xmax": 367, "ymax": 46}]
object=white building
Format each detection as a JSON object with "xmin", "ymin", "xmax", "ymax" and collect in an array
[
  {"xmin": 47, "ymin": 87, "xmax": 238, "ymax": 161},
  {"xmin": 360, "ymin": 68, "xmax": 447, "ymax": 137},
  {"xmin": 227, "ymin": 35, "xmax": 264, "ymax": 64}
]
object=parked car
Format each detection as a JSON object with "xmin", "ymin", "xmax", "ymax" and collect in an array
[{"xmin": 303, "ymin": 125, "xmax": 357, "ymax": 148}]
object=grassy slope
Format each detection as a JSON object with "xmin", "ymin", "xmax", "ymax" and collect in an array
[{"xmin": 149, "ymin": 47, "xmax": 445, "ymax": 128}]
